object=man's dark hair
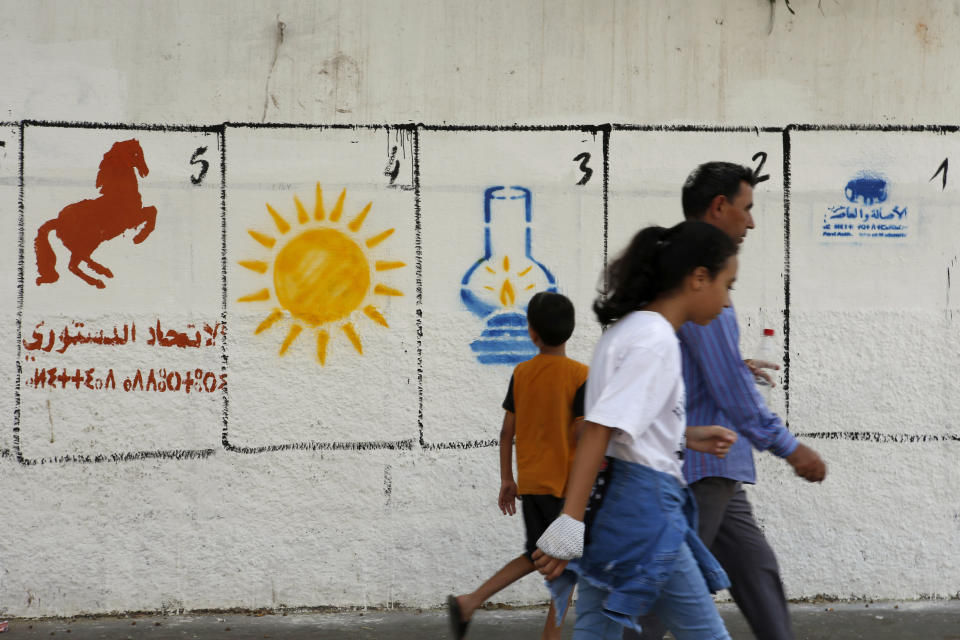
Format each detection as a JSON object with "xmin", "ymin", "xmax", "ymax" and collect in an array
[
  {"xmin": 526, "ymin": 291, "xmax": 575, "ymax": 347},
  {"xmin": 682, "ymin": 162, "xmax": 757, "ymax": 220}
]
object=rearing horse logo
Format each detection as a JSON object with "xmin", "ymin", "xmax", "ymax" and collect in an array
[{"xmin": 35, "ymin": 139, "xmax": 157, "ymax": 289}]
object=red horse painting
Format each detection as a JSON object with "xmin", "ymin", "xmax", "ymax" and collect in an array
[{"xmin": 35, "ymin": 139, "xmax": 157, "ymax": 289}]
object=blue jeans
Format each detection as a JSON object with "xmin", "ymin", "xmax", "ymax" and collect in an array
[{"xmin": 574, "ymin": 543, "xmax": 730, "ymax": 640}]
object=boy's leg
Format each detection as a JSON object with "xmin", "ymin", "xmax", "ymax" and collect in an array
[
  {"xmin": 650, "ymin": 543, "xmax": 730, "ymax": 640},
  {"xmin": 454, "ymin": 555, "xmax": 535, "ymax": 621},
  {"xmin": 540, "ymin": 588, "xmax": 573, "ymax": 640}
]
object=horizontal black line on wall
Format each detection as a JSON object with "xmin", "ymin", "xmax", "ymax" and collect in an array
[
  {"xmin": 11, "ymin": 121, "xmax": 960, "ymax": 133},
  {"xmin": 20, "ymin": 120, "xmax": 221, "ymax": 133},
  {"xmin": 12, "ymin": 447, "xmax": 217, "ymax": 466},
  {"xmin": 799, "ymin": 432, "xmax": 960, "ymax": 443},
  {"xmin": 222, "ymin": 439, "xmax": 416, "ymax": 454},
  {"xmin": 423, "ymin": 439, "xmax": 499, "ymax": 450}
]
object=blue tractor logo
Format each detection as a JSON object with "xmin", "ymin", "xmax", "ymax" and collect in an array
[{"xmin": 844, "ymin": 173, "xmax": 888, "ymax": 205}]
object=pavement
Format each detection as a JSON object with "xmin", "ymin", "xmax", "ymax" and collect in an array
[{"xmin": 1, "ymin": 601, "xmax": 959, "ymax": 639}]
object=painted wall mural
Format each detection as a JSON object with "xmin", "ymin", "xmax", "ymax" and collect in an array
[
  {"xmin": 823, "ymin": 171, "xmax": 908, "ymax": 240},
  {"xmin": 223, "ymin": 126, "xmax": 416, "ymax": 452},
  {"xmin": 7, "ymin": 122, "xmax": 960, "ymax": 465},
  {"xmin": 35, "ymin": 139, "xmax": 157, "ymax": 289},
  {"xmin": 238, "ymin": 184, "xmax": 405, "ymax": 365},
  {"xmin": 17, "ymin": 125, "xmax": 223, "ymax": 464},
  {"xmin": 460, "ymin": 186, "xmax": 556, "ymax": 365}
]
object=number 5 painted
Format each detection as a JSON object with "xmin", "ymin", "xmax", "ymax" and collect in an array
[{"xmin": 190, "ymin": 146, "xmax": 209, "ymax": 185}]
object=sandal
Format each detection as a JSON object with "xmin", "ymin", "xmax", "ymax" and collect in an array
[{"xmin": 447, "ymin": 595, "xmax": 470, "ymax": 639}]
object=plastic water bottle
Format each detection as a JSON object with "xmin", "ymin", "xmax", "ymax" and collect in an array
[{"xmin": 753, "ymin": 328, "xmax": 778, "ymax": 389}]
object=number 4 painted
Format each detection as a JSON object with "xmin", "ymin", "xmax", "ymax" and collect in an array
[{"xmin": 930, "ymin": 158, "xmax": 948, "ymax": 190}]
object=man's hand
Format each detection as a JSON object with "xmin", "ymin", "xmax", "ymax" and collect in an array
[
  {"xmin": 498, "ymin": 479, "xmax": 518, "ymax": 515},
  {"xmin": 686, "ymin": 425, "xmax": 738, "ymax": 459},
  {"xmin": 745, "ymin": 359, "xmax": 780, "ymax": 387},
  {"xmin": 532, "ymin": 549, "xmax": 569, "ymax": 581},
  {"xmin": 786, "ymin": 443, "xmax": 827, "ymax": 482}
]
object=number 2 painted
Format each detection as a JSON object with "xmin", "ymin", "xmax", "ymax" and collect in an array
[{"xmin": 751, "ymin": 151, "xmax": 770, "ymax": 184}]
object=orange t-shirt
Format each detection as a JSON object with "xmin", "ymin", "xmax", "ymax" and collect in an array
[{"xmin": 502, "ymin": 354, "xmax": 589, "ymax": 498}]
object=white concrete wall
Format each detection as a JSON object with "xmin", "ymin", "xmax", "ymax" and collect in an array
[{"xmin": 1, "ymin": 0, "xmax": 959, "ymax": 618}]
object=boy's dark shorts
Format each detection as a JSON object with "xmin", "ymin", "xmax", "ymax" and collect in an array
[{"xmin": 521, "ymin": 494, "xmax": 564, "ymax": 561}]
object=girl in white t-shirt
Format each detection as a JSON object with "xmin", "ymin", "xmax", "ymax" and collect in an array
[{"xmin": 532, "ymin": 220, "xmax": 740, "ymax": 640}]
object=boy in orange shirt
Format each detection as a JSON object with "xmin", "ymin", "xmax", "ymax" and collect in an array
[{"xmin": 448, "ymin": 291, "xmax": 588, "ymax": 640}]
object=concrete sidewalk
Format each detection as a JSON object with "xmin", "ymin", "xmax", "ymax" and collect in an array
[{"xmin": 1, "ymin": 601, "xmax": 959, "ymax": 639}]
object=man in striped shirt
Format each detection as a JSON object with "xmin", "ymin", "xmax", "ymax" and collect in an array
[{"xmin": 627, "ymin": 162, "xmax": 827, "ymax": 640}]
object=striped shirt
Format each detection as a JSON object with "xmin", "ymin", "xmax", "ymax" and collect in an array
[{"xmin": 679, "ymin": 306, "xmax": 798, "ymax": 485}]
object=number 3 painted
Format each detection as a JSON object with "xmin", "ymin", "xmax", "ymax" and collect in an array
[{"xmin": 573, "ymin": 152, "xmax": 592, "ymax": 186}]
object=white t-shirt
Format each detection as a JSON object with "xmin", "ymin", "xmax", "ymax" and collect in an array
[{"xmin": 584, "ymin": 310, "xmax": 687, "ymax": 483}]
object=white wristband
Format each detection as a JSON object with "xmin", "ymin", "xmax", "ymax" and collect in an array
[{"xmin": 536, "ymin": 514, "xmax": 585, "ymax": 560}]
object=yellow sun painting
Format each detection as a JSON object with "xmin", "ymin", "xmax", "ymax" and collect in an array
[{"xmin": 237, "ymin": 184, "xmax": 405, "ymax": 365}]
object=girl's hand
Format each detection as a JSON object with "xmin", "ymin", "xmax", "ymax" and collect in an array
[
  {"xmin": 686, "ymin": 425, "xmax": 738, "ymax": 458},
  {"xmin": 498, "ymin": 480, "xmax": 518, "ymax": 515},
  {"xmin": 532, "ymin": 549, "xmax": 570, "ymax": 581}
]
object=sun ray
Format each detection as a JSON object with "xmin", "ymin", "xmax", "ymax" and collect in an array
[
  {"xmin": 341, "ymin": 322, "xmax": 363, "ymax": 354},
  {"xmin": 279, "ymin": 324, "xmax": 303, "ymax": 355},
  {"xmin": 238, "ymin": 289, "xmax": 271, "ymax": 302},
  {"xmin": 266, "ymin": 203, "xmax": 291, "ymax": 234},
  {"xmin": 348, "ymin": 202, "xmax": 372, "ymax": 232},
  {"xmin": 248, "ymin": 230, "xmax": 276, "ymax": 249},
  {"xmin": 375, "ymin": 260, "xmax": 406, "ymax": 271},
  {"xmin": 518, "ymin": 266, "xmax": 532, "ymax": 276},
  {"xmin": 238, "ymin": 260, "xmax": 269, "ymax": 274},
  {"xmin": 484, "ymin": 286, "xmax": 495, "ymax": 291},
  {"xmin": 314, "ymin": 183, "xmax": 325, "ymax": 220},
  {"xmin": 374, "ymin": 284, "xmax": 404, "ymax": 297},
  {"xmin": 364, "ymin": 305, "xmax": 389, "ymax": 327},
  {"xmin": 329, "ymin": 188, "xmax": 347, "ymax": 222},
  {"xmin": 255, "ymin": 309, "xmax": 284, "ymax": 334},
  {"xmin": 525, "ymin": 284, "xmax": 536, "ymax": 290},
  {"xmin": 485, "ymin": 265, "xmax": 496, "ymax": 274},
  {"xmin": 366, "ymin": 228, "xmax": 395, "ymax": 249},
  {"xmin": 503, "ymin": 256, "xmax": 511, "ymax": 271},
  {"xmin": 317, "ymin": 329, "xmax": 330, "ymax": 365},
  {"xmin": 294, "ymin": 195, "xmax": 309, "ymax": 224}
]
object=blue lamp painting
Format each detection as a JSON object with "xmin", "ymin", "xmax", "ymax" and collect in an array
[{"xmin": 460, "ymin": 186, "xmax": 557, "ymax": 365}]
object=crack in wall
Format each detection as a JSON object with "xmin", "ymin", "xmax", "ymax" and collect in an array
[{"xmin": 261, "ymin": 16, "xmax": 286, "ymax": 123}]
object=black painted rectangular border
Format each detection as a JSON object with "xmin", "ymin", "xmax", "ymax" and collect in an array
[
  {"xmin": 416, "ymin": 124, "xmax": 610, "ymax": 449},
  {"xmin": 219, "ymin": 123, "xmax": 417, "ymax": 454},
  {"xmin": 13, "ymin": 121, "xmax": 222, "ymax": 465}
]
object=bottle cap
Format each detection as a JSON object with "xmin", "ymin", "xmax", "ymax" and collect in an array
[{"xmin": 763, "ymin": 328, "xmax": 775, "ymax": 336}]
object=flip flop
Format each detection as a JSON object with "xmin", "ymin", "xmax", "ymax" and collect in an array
[{"xmin": 447, "ymin": 595, "xmax": 470, "ymax": 639}]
